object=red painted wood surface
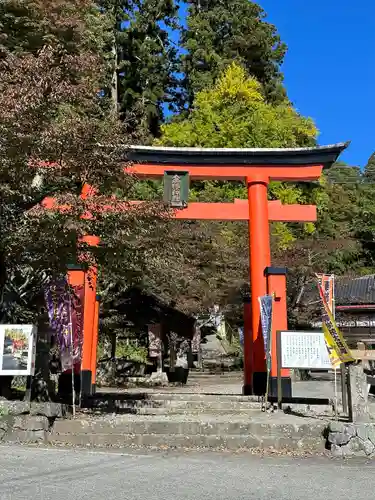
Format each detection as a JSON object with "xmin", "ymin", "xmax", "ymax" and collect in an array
[
  {"xmin": 126, "ymin": 163, "xmax": 323, "ymax": 181},
  {"xmin": 41, "ymin": 198, "xmax": 317, "ymax": 222}
]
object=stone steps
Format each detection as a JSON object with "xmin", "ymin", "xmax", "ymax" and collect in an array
[
  {"xmin": 127, "ymin": 408, "xmax": 259, "ymax": 416},
  {"xmin": 188, "ymin": 372, "xmax": 242, "ymax": 379},
  {"xmin": 50, "ymin": 415, "xmax": 327, "ymax": 452},
  {"xmin": 113, "ymin": 399, "xmax": 262, "ymax": 410},
  {"xmin": 89, "ymin": 392, "xmax": 334, "ymax": 415},
  {"xmin": 88, "ymin": 395, "xmax": 262, "ymax": 415},
  {"xmin": 94, "ymin": 392, "xmax": 255, "ymax": 403}
]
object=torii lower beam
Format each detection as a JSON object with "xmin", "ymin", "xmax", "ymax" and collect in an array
[
  {"xmin": 131, "ymin": 199, "xmax": 317, "ymax": 222},
  {"xmin": 42, "ymin": 198, "xmax": 317, "ymax": 223}
]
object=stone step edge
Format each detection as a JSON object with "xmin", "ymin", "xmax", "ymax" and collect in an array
[
  {"xmin": 52, "ymin": 419, "xmax": 327, "ymax": 440},
  {"xmin": 92, "ymin": 394, "xmax": 262, "ymax": 401},
  {"xmin": 95, "ymin": 401, "xmax": 264, "ymax": 408},
  {"xmin": 48, "ymin": 432, "xmax": 325, "ymax": 452},
  {"xmin": 113, "ymin": 410, "xmax": 333, "ymax": 418},
  {"xmin": 96, "ymin": 399, "xmax": 332, "ymax": 408}
]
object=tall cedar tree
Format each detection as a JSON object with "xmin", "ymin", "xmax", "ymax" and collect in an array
[
  {"xmin": 99, "ymin": 0, "xmax": 179, "ymax": 140},
  {"xmin": 0, "ymin": 0, "xmax": 177, "ymax": 323},
  {"xmin": 180, "ymin": 0, "xmax": 287, "ymax": 110}
]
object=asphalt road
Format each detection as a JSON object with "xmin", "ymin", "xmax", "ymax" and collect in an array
[{"xmin": 0, "ymin": 446, "xmax": 374, "ymax": 500}]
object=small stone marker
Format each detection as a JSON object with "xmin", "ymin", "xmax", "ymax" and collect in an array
[{"xmin": 347, "ymin": 363, "xmax": 370, "ymax": 423}]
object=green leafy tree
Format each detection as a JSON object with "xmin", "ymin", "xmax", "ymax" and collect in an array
[
  {"xmin": 364, "ymin": 152, "xmax": 375, "ymax": 182},
  {"xmin": 159, "ymin": 63, "xmax": 316, "ymax": 148},
  {"xmin": 180, "ymin": 0, "xmax": 287, "ymax": 109},
  {"xmin": 158, "ymin": 62, "xmax": 317, "ymax": 249}
]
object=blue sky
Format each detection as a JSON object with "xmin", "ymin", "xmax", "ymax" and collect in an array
[
  {"xmin": 178, "ymin": 1, "xmax": 374, "ymax": 167},
  {"xmin": 259, "ymin": 0, "xmax": 375, "ymax": 167}
]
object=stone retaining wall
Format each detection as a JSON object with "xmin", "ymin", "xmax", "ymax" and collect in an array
[
  {"xmin": 327, "ymin": 421, "xmax": 375, "ymax": 457},
  {"xmin": 1, "ymin": 400, "xmax": 375, "ymax": 458},
  {"xmin": 0, "ymin": 401, "xmax": 67, "ymax": 445}
]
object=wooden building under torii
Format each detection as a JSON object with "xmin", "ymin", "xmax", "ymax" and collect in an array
[
  {"xmin": 45, "ymin": 142, "xmax": 349, "ymax": 397},
  {"xmin": 304, "ymin": 275, "xmax": 375, "ymax": 347},
  {"xmin": 100, "ymin": 286, "xmax": 196, "ymax": 350}
]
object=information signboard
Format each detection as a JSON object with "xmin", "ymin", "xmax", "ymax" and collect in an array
[
  {"xmin": 280, "ymin": 330, "xmax": 332, "ymax": 369},
  {"xmin": 0, "ymin": 325, "xmax": 37, "ymax": 376}
]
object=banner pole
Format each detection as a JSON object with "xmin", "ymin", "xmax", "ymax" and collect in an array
[
  {"xmin": 259, "ymin": 295, "xmax": 273, "ymax": 412},
  {"xmin": 334, "ymin": 367, "xmax": 338, "ymax": 419},
  {"xmin": 68, "ymin": 288, "xmax": 76, "ymax": 418},
  {"xmin": 277, "ymin": 330, "xmax": 282, "ymax": 410},
  {"xmin": 264, "ymin": 366, "xmax": 270, "ymax": 411}
]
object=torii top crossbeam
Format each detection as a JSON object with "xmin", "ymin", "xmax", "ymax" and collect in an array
[{"xmin": 125, "ymin": 142, "xmax": 349, "ymax": 180}]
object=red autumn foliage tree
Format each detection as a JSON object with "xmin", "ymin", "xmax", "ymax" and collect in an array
[{"xmin": 0, "ymin": 0, "xmax": 176, "ymax": 323}]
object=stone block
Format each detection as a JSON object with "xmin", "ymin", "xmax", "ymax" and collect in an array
[
  {"xmin": 329, "ymin": 421, "xmax": 346, "ymax": 433},
  {"xmin": 49, "ymin": 432, "xmax": 92, "ymax": 447},
  {"xmin": 327, "ymin": 423, "xmax": 356, "ymax": 446},
  {"xmin": 363, "ymin": 439, "xmax": 375, "ymax": 456},
  {"xmin": 330, "ymin": 444, "xmax": 343, "ymax": 457},
  {"xmin": 328, "ymin": 432, "xmax": 351, "ymax": 446},
  {"xmin": 0, "ymin": 417, "xmax": 12, "ymax": 441},
  {"xmin": 296, "ymin": 423, "xmax": 326, "ymax": 439},
  {"xmin": 346, "ymin": 424, "xmax": 357, "ymax": 438},
  {"xmin": 348, "ymin": 437, "xmax": 362, "ymax": 452},
  {"xmin": 13, "ymin": 416, "xmax": 49, "ymax": 431},
  {"xmin": 6, "ymin": 429, "xmax": 46, "ymax": 443},
  {"xmin": 30, "ymin": 403, "xmax": 66, "ymax": 418},
  {"xmin": 348, "ymin": 364, "xmax": 370, "ymax": 422},
  {"xmin": 143, "ymin": 421, "xmax": 183, "ymax": 435},
  {"xmin": 340, "ymin": 443, "xmax": 355, "ymax": 458},
  {"xmin": 296, "ymin": 437, "xmax": 326, "ymax": 452},
  {"xmin": 0, "ymin": 401, "xmax": 29, "ymax": 416},
  {"xmin": 356, "ymin": 424, "xmax": 369, "ymax": 441},
  {"xmin": 365, "ymin": 425, "xmax": 375, "ymax": 444}
]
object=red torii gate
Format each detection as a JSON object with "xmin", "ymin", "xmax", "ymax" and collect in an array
[{"xmin": 46, "ymin": 142, "xmax": 348, "ymax": 396}]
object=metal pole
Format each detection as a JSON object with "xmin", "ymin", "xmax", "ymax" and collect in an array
[
  {"xmin": 276, "ymin": 331, "xmax": 282, "ymax": 410},
  {"xmin": 332, "ymin": 274, "xmax": 348, "ymax": 415},
  {"xmin": 340, "ymin": 363, "xmax": 348, "ymax": 414},
  {"xmin": 347, "ymin": 366, "xmax": 353, "ymax": 422}
]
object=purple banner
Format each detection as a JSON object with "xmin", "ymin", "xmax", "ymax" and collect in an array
[
  {"xmin": 70, "ymin": 285, "xmax": 84, "ymax": 366},
  {"xmin": 258, "ymin": 295, "xmax": 273, "ymax": 371},
  {"xmin": 44, "ymin": 279, "xmax": 83, "ymax": 372}
]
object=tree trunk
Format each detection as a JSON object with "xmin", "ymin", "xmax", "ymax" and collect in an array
[
  {"xmin": 31, "ymin": 312, "xmax": 54, "ymax": 401},
  {"xmin": 101, "ymin": 334, "xmax": 116, "ymax": 384},
  {"xmin": 111, "ymin": 8, "xmax": 119, "ymax": 116}
]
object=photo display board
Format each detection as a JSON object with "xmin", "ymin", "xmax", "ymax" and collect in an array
[
  {"xmin": 280, "ymin": 330, "xmax": 332, "ymax": 369},
  {"xmin": 0, "ymin": 325, "xmax": 37, "ymax": 376}
]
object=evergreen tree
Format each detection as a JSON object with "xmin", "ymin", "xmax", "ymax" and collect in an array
[
  {"xmin": 180, "ymin": 0, "xmax": 287, "ymax": 110},
  {"xmin": 99, "ymin": 0, "xmax": 179, "ymax": 139}
]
